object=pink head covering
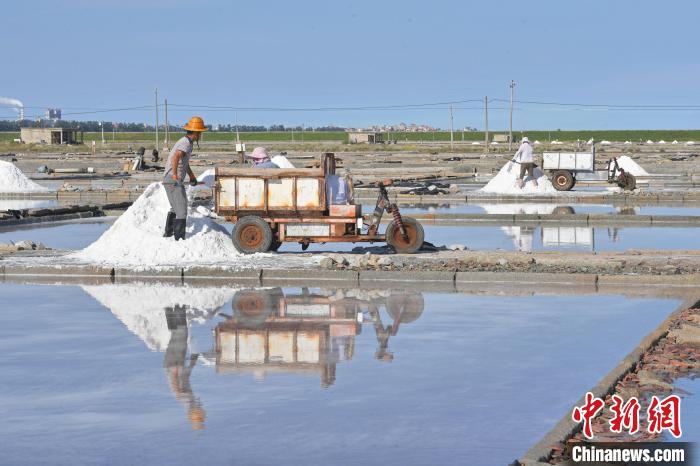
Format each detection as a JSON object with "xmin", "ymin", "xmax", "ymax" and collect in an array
[{"xmin": 250, "ymin": 147, "xmax": 269, "ymax": 161}]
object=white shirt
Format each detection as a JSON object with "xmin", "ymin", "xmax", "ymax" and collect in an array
[{"xmin": 514, "ymin": 142, "xmax": 534, "ymax": 163}]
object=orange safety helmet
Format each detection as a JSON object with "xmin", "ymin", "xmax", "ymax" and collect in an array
[{"xmin": 183, "ymin": 116, "xmax": 209, "ymax": 132}]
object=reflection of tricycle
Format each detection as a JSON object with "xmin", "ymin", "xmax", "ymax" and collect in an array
[
  {"xmin": 215, "ymin": 287, "xmax": 425, "ymax": 386},
  {"xmin": 543, "ymin": 146, "xmax": 637, "ymax": 191},
  {"xmin": 214, "ymin": 153, "xmax": 424, "ymax": 254}
]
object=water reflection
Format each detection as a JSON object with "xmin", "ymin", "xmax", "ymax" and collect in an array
[
  {"xmin": 164, "ymin": 305, "xmax": 206, "ymax": 430},
  {"xmin": 216, "ymin": 288, "xmax": 424, "ymax": 387},
  {"xmin": 83, "ymin": 284, "xmax": 424, "ymax": 430}
]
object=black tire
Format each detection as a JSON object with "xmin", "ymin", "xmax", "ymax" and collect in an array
[
  {"xmin": 385, "ymin": 217, "xmax": 425, "ymax": 254},
  {"xmin": 386, "ymin": 293, "xmax": 425, "ymax": 324},
  {"xmin": 551, "ymin": 170, "xmax": 575, "ymax": 191},
  {"xmin": 231, "ymin": 288, "xmax": 282, "ymax": 327},
  {"xmin": 552, "ymin": 206, "xmax": 575, "ymax": 215},
  {"xmin": 232, "ymin": 216, "xmax": 273, "ymax": 254},
  {"xmin": 618, "ymin": 173, "xmax": 637, "ymax": 191}
]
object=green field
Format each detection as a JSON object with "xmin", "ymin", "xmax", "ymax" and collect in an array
[{"xmin": 2, "ymin": 129, "xmax": 700, "ymax": 145}]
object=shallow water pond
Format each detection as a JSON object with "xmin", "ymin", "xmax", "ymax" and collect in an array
[
  {"xmin": 0, "ymin": 199, "xmax": 58, "ymax": 210},
  {"xmin": 0, "ymin": 282, "xmax": 683, "ymax": 465},
  {"xmin": 0, "ymin": 219, "xmax": 113, "ymax": 249}
]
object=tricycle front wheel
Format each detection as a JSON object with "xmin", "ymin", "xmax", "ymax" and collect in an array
[{"xmin": 385, "ymin": 217, "xmax": 424, "ymax": 254}]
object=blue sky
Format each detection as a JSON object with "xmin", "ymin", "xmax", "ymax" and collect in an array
[{"xmin": 2, "ymin": 0, "xmax": 699, "ymax": 129}]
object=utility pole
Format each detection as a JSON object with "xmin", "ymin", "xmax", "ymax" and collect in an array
[
  {"xmin": 154, "ymin": 87, "xmax": 159, "ymax": 152},
  {"xmin": 508, "ymin": 80, "xmax": 516, "ymax": 150},
  {"xmin": 484, "ymin": 96, "xmax": 489, "ymax": 153},
  {"xmin": 100, "ymin": 121, "xmax": 105, "ymax": 145},
  {"xmin": 164, "ymin": 98, "xmax": 169, "ymax": 149},
  {"xmin": 449, "ymin": 105, "xmax": 454, "ymax": 149},
  {"xmin": 112, "ymin": 122, "xmax": 115, "ymax": 142},
  {"xmin": 235, "ymin": 112, "xmax": 240, "ymax": 143}
]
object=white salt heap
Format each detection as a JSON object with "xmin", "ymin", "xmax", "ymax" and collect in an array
[
  {"xmin": 480, "ymin": 161, "xmax": 558, "ymax": 195},
  {"xmin": 71, "ymin": 171, "xmax": 322, "ymax": 269},
  {"xmin": 71, "ymin": 180, "xmax": 245, "ymax": 267},
  {"xmin": 0, "ymin": 160, "xmax": 49, "ymax": 193},
  {"xmin": 614, "ymin": 156, "xmax": 649, "ymax": 177}
]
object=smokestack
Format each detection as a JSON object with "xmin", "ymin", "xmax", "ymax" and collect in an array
[{"xmin": 0, "ymin": 96, "xmax": 25, "ymax": 121}]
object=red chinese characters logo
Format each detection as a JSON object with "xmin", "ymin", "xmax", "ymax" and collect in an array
[
  {"xmin": 572, "ymin": 393, "xmax": 682, "ymax": 439},
  {"xmin": 572, "ymin": 392, "xmax": 605, "ymax": 439},
  {"xmin": 647, "ymin": 394, "xmax": 682, "ymax": 438},
  {"xmin": 608, "ymin": 394, "xmax": 640, "ymax": 434}
]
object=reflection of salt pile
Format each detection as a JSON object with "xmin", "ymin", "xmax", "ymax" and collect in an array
[
  {"xmin": 614, "ymin": 156, "xmax": 649, "ymax": 177},
  {"xmin": 480, "ymin": 161, "xmax": 558, "ymax": 195},
  {"xmin": 481, "ymin": 204, "xmax": 540, "ymax": 251},
  {"xmin": 71, "ymin": 181, "xmax": 245, "ymax": 267},
  {"xmin": 82, "ymin": 283, "xmax": 236, "ymax": 351},
  {"xmin": 0, "ymin": 160, "xmax": 49, "ymax": 193},
  {"xmin": 479, "ymin": 203, "xmax": 557, "ymax": 215}
]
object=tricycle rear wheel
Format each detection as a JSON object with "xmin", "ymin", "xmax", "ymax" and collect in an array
[
  {"xmin": 551, "ymin": 170, "xmax": 575, "ymax": 191},
  {"xmin": 386, "ymin": 217, "xmax": 424, "ymax": 254},
  {"xmin": 232, "ymin": 216, "xmax": 273, "ymax": 254}
]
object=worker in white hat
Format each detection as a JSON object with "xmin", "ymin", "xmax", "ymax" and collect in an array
[{"xmin": 513, "ymin": 136, "xmax": 537, "ymax": 188}]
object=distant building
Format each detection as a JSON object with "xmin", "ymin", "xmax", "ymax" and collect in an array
[
  {"xmin": 492, "ymin": 134, "xmax": 512, "ymax": 143},
  {"xmin": 347, "ymin": 131, "xmax": 384, "ymax": 144},
  {"xmin": 45, "ymin": 108, "xmax": 61, "ymax": 120},
  {"xmin": 20, "ymin": 127, "xmax": 83, "ymax": 145}
]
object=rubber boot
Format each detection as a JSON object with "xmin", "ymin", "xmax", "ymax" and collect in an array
[
  {"xmin": 173, "ymin": 219, "xmax": 187, "ymax": 241},
  {"xmin": 163, "ymin": 212, "xmax": 176, "ymax": 237}
]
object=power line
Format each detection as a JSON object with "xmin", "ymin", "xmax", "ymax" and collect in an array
[
  {"xmin": 492, "ymin": 98, "xmax": 700, "ymax": 109},
  {"xmin": 167, "ymin": 99, "xmax": 483, "ymax": 112}
]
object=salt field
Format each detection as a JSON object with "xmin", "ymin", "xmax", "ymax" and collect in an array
[
  {"xmin": 0, "ymin": 215, "xmax": 697, "ymax": 254},
  {"xmin": 0, "ymin": 282, "xmax": 684, "ymax": 465}
]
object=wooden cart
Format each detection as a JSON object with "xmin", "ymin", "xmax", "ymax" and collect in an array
[{"xmin": 214, "ymin": 153, "xmax": 424, "ymax": 254}]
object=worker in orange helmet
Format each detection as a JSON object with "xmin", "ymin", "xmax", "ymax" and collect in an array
[{"xmin": 162, "ymin": 116, "xmax": 208, "ymax": 240}]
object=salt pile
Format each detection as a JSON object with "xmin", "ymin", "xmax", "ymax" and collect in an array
[
  {"xmin": 71, "ymin": 181, "xmax": 246, "ymax": 267},
  {"xmin": 271, "ymin": 155, "xmax": 295, "ymax": 168},
  {"xmin": 0, "ymin": 160, "xmax": 49, "ymax": 193},
  {"xmin": 82, "ymin": 283, "xmax": 237, "ymax": 351},
  {"xmin": 614, "ymin": 156, "xmax": 649, "ymax": 177},
  {"xmin": 480, "ymin": 161, "xmax": 558, "ymax": 195}
]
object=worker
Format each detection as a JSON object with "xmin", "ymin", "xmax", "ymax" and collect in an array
[
  {"xmin": 162, "ymin": 116, "xmax": 207, "ymax": 240},
  {"xmin": 514, "ymin": 136, "xmax": 538, "ymax": 188},
  {"xmin": 248, "ymin": 147, "xmax": 279, "ymax": 168}
]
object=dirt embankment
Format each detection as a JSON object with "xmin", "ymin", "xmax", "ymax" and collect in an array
[{"xmin": 321, "ymin": 249, "xmax": 700, "ymax": 277}]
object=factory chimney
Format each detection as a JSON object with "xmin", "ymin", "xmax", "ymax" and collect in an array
[{"xmin": 0, "ymin": 97, "xmax": 25, "ymax": 121}]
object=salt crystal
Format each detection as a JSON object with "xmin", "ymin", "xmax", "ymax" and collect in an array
[
  {"xmin": 0, "ymin": 160, "xmax": 50, "ymax": 193},
  {"xmin": 614, "ymin": 156, "xmax": 649, "ymax": 177},
  {"xmin": 480, "ymin": 161, "xmax": 558, "ymax": 195}
]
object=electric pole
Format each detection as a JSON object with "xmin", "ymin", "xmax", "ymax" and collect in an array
[
  {"xmin": 484, "ymin": 96, "xmax": 489, "ymax": 153},
  {"xmin": 154, "ymin": 88, "xmax": 159, "ymax": 152},
  {"xmin": 508, "ymin": 80, "xmax": 516, "ymax": 150},
  {"xmin": 164, "ymin": 98, "xmax": 169, "ymax": 150},
  {"xmin": 449, "ymin": 105, "xmax": 454, "ymax": 149}
]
